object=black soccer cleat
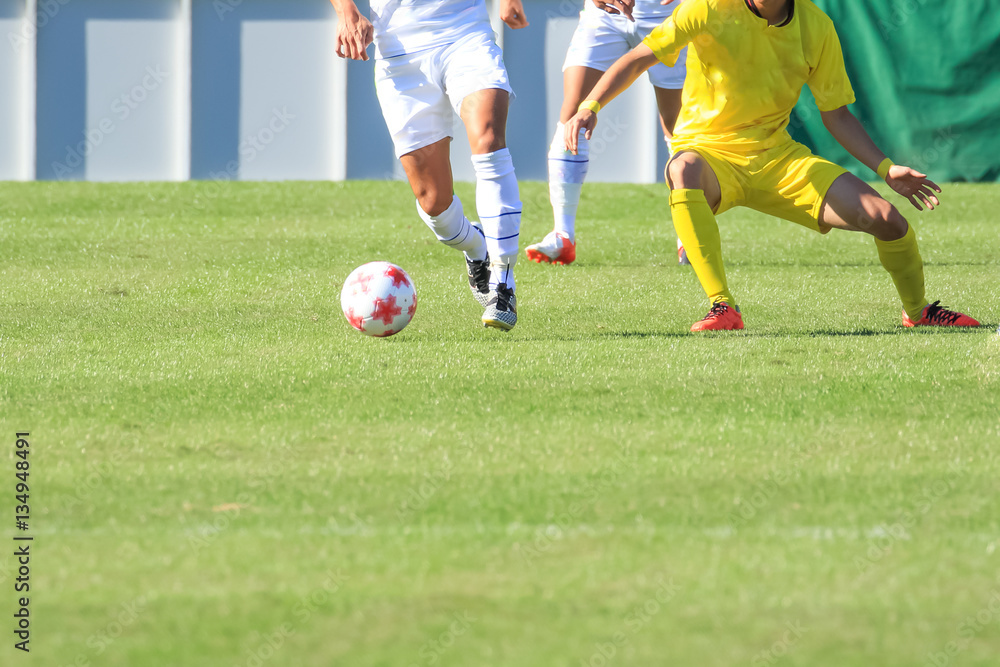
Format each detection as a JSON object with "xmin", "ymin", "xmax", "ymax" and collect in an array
[{"xmin": 467, "ymin": 254, "xmax": 491, "ymax": 308}]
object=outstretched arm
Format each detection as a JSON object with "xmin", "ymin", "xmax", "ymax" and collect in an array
[
  {"xmin": 564, "ymin": 43, "xmax": 661, "ymax": 154},
  {"xmin": 331, "ymin": 0, "xmax": 374, "ymax": 61},
  {"xmin": 822, "ymin": 106, "xmax": 941, "ymax": 211}
]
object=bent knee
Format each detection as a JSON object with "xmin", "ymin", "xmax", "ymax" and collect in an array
[
  {"xmin": 666, "ymin": 153, "xmax": 704, "ymax": 190},
  {"xmin": 470, "ymin": 128, "xmax": 505, "ymax": 155},
  {"xmin": 415, "ymin": 189, "xmax": 453, "ymax": 217},
  {"xmin": 866, "ymin": 201, "xmax": 909, "ymax": 241}
]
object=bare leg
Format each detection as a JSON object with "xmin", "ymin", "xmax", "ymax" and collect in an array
[
  {"xmin": 821, "ymin": 172, "xmax": 929, "ymax": 320},
  {"xmin": 654, "ymin": 86, "xmax": 683, "ymax": 139},
  {"xmin": 819, "ymin": 172, "xmax": 908, "ymax": 241},
  {"xmin": 399, "ymin": 137, "xmax": 454, "ymax": 216},
  {"xmin": 400, "ymin": 137, "xmax": 486, "ymax": 262},
  {"xmin": 460, "ymin": 88, "xmax": 511, "ymax": 155},
  {"xmin": 560, "ymin": 66, "xmax": 607, "ymax": 123},
  {"xmin": 656, "ymin": 86, "xmax": 685, "ymax": 260}
]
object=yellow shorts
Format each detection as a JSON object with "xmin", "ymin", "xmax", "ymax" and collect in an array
[{"xmin": 671, "ymin": 140, "xmax": 848, "ymax": 234}]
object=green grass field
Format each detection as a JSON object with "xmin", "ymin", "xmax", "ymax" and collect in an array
[{"xmin": 2, "ymin": 180, "xmax": 999, "ymax": 666}]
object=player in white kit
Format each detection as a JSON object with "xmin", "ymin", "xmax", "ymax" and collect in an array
[
  {"xmin": 332, "ymin": 0, "xmax": 528, "ymax": 330},
  {"xmin": 525, "ymin": 0, "xmax": 689, "ymax": 266}
]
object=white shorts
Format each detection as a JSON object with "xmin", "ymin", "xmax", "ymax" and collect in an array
[
  {"xmin": 563, "ymin": 10, "xmax": 687, "ymax": 89},
  {"xmin": 374, "ymin": 29, "xmax": 513, "ymax": 158}
]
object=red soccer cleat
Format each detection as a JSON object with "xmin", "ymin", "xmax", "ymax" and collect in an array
[
  {"xmin": 525, "ymin": 231, "xmax": 576, "ymax": 265},
  {"xmin": 902, "ymin": 301, "xmax": 980, "ymax": 327},
  {"xmin": 691, "ymin": 301, "xmax": 744, "ymax": 332}
]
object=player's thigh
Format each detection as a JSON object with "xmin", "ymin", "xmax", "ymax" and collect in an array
[
  {"xmin": 820, "ymin": 172, "xmax": 908, "ymax": 240},
  {"xmin": 653, "ymin": 86, "xmax": 683, "ymax": 137},
  {"xmin": 666, "ymin": 151, "xmax": 724, "ymax": 211},
  {"xmin": 560, "ymin": 66, "xmax": 607, "ymax": 123},
  {"xmin": 399, "ymin": 138, "xmax": 454, "ymax": 215}
]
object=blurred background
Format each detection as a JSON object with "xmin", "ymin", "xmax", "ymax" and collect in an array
[{"xmin": 1, "ymin": 0, "xmax": 997, "ymax": 183}]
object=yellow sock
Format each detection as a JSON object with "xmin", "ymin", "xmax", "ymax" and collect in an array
[
  {"xmin": 669, "ymin": 189, "xmax": 733, "ymax": 305},
  {"xmin": 875, "ymin": 224, "xmax": 926, "ymax": 321}
]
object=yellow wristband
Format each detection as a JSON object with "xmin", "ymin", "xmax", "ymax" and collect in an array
[
  {"xmin": 876, "ymin": 158, "xmax": 894, "ymax": 180},
  {"xmin": 578, "ymin": 99, "xmax": 601, "ymax": 114}
]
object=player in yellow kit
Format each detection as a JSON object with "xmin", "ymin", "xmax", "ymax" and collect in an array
[{"xmin": 565, "ymin": 0, "xmax": 980, "ymax": 331}]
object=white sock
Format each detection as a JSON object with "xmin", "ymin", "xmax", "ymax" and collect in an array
[
  {"xmin": 415, "ymin": 195, "xmax": 487, "ymax": 260},
  {"xmin": 664, "ymin": 135, "xmax": 673, "ymax": 161},
  {"xmin": 471, "ymin": 149, "xmax": 520, "ymax": 292},
  {"xmin": 548, "ymin": 122, "xmax": 589, "ymax": 243}
]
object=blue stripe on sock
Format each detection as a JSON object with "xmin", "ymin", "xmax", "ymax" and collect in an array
[
  {"xmin": 484, "ymin": 233, "xmax": 519, "ymax": 241},
  {"xmin": 441, "ymin": 228, "xmax": 463, "ymax": 243},
  {"xmin": 443, "ymin": 227, "xmax": 470, "ymax": 246},
  {"xmin": 548, "ymin": 158, "xmax": 589, "ymax": 164},
  {"xmin": 479, "ymin": 210, "xmax": 522, "ymax": 219}
]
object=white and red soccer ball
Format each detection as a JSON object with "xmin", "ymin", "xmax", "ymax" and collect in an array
[{"xmin": 340, "ymin": 261, "xmax": 417, "ymax": 337}]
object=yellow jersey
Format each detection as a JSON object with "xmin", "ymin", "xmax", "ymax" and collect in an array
[{"xmin": 643, "ymin": 0, "xmax": 855, "ymax": 159}]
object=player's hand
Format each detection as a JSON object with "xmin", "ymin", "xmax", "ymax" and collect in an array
[
  {"xmin": 885, "ymin": 165, "xmax": 942, "ymax": 211},
  {"xmin": 593, "ymin": 0, "xmax": 636, "ymax": 21},
  {"xmin": 565, "ymin": 110, "xmax": 598, "ymax": 155},
  {"xmin": 334, "ymin": 5, "xmax": 374, "ymax": 61},
  {"xmin": 500, "ymin": 0, "xmax": 529, "ymax": 29}
]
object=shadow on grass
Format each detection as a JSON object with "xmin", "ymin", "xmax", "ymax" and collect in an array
[
  {"xmin": 599, "ymin": 327, "xmax": 989, "ymax": 339},
  {"xmin": 737, "ymin": 260, "xmax": 996, "ymax": 269},
  {"xmin": 898, "ymin": 325, "xmax": 996, "ymax": 335},
  {"xmin": 598, "ymin": 331, "xmax": 690, "ymax": 339},
  {"xmin": 807, "ymin": 328, "xmax": 894, "ymax": 338},
  {"xmin": 731, "ymin": 327, "xmax": 984, "ymax": 338},
  {"xmin": 601, "ymin": 329, "xmax": 897, "ymax": 339},
  {"xmin": 597, "ymin": 329, "xmax": 892, "ymax": 339},
  {"xmin": 480, "ymin": 324, "xmax": 993, "ymax": 343}
]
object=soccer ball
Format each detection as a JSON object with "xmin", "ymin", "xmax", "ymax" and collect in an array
[{"xmin": 340, "ymin": 261, "xmax": 417, "ymax": 337}]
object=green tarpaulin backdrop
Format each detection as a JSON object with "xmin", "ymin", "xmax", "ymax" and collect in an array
[{"xmin": 790, "ymin": 0, "xmax": 1000, "ymax": 182}]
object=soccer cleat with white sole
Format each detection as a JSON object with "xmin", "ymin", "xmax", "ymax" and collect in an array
[
  {"xmin": 482, "ymin": 283, "xmax": 517, "ymax": 330},
  {"xmin": 678, "ymin": 238, "xmax": 690, "ymax": 265},
  {"xmin": 525, "ymin": 231, "xmax": 576, "ymax": 265}
]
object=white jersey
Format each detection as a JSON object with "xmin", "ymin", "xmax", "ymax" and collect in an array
[
  {"xmin": 581, "ymin": 0, "xmax": 679, "ymax": 21},
  {"xmin": 370, "ymin": 0, "xmax": 493, "ymax": 59}
]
